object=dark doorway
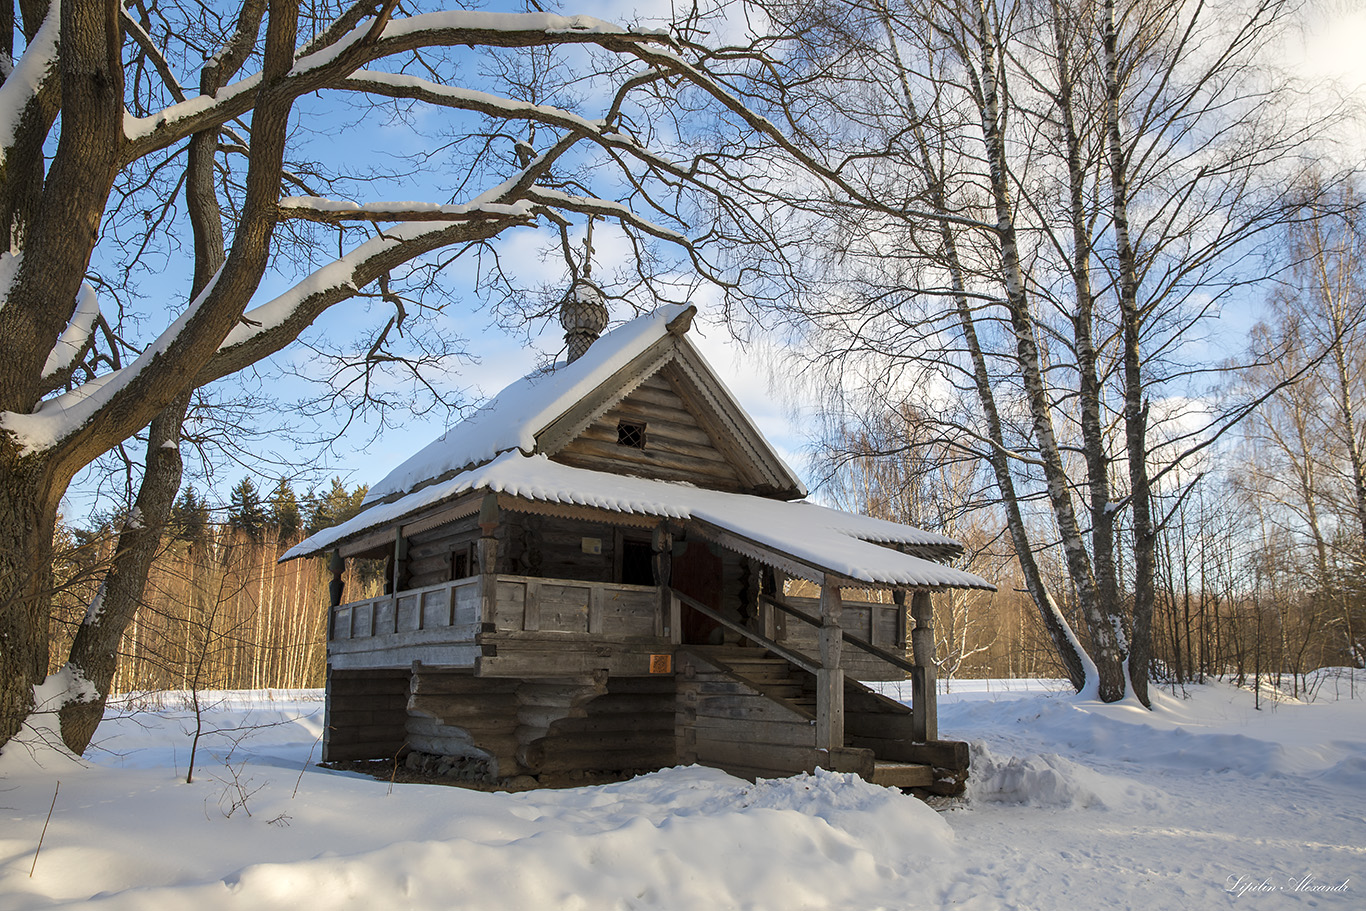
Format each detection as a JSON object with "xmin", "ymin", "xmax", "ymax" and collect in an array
[
  {"xmin": 672, "ymin": 540, "xmax": 724, "ymax": 645},
  {"xmin": 620, "ymin": 538, "xmax": 654, "ymax": 586}
]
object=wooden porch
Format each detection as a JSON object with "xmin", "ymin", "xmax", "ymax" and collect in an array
[{"xmin": 323, "ymin": 572, "xmax": 967, "ymax": 794}]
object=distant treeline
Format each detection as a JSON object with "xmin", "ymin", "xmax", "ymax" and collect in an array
[{"xmin": 50, "ymin": 478, "xmax": 382, "ymax": 693}]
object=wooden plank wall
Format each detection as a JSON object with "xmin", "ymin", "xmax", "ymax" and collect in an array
[
  {"xmin": 842, "ymin": 681, "xmax": 970, "ymax": 796},
  {"xmin": 329, "ymin": 579, "xmax": 482, "ymax": 671},
  {"xmin": 323, "ymin": 667, "xmax": 411, "ymax": 762},
  {"xmin": 552, "ymin": 370, "xmax": 748, "ymax": 492},
  {"xmin": 675, "ymin": 651, "xmax": 873, "ymax": 780},
  {"xmin": 407, "ymin": 669, "xmax": 524, "ymax": 777}
]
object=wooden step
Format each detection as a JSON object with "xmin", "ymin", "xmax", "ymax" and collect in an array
[{"xmin": 869, "ymin": 760, "xmax": 934, "ymax": 789}]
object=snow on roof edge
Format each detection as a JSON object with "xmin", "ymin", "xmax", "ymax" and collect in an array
[
  {"xmin": 284, "ymin": 453, "xmax": 992, "ymax": 592},
  {"xmin": 361, "ymin": 304, "xmax": 694, "ymax": 506}
]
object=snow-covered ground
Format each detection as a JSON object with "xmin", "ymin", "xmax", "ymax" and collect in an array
[{"xmin": 3, "ymin": 674, "xmax": 1362, "ymax": 909}]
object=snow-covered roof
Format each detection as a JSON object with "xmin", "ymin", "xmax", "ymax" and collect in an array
[
  {"xmin": 284, "ymin": 452, "xmax": 993, "ymax": 591},
  {"xmin": 364, "ymin": 303, "xmax": 750, "ymax": 505}
]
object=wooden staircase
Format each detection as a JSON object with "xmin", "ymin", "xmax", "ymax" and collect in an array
[{"xmin": 681, "ymin": 646, "xmax": 959, "ymax": 793}]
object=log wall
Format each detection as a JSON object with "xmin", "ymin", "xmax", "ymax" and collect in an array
[
  {"xmin": 405, "ymin": 667, "xmax": 677, "ymax": 783},
  {"xmin": 323, "ymin": 667, "xmax": 411, "ymax": 762},
  {"xmin": 552, "ymin": 369, "xmax": 748, "ymax": 492}
]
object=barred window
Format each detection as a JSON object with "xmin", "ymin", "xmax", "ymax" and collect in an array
[{"xmin": 617, "ymin": 420, "xmax": 646, "ymax": 449}]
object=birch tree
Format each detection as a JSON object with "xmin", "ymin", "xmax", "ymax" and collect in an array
[
  {"xmin": 712, "ymin": 0, "xmax": 1346, "ymax": 701},
  {"xmin": 0, "ymin": 0, "xmax": 814, "ymax": 753}
]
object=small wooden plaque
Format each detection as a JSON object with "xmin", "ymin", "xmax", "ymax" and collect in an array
[{"xmin": 649, "ymin": 654, "xmax": 672, "ymax": 674}]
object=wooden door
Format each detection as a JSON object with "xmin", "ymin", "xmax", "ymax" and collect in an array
[{"xmin": 672, "ymin": 540, "xmax": 723, "ymax": 645}]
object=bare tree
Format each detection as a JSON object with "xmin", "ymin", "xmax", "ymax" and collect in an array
[
  {"xmin": 698, "ymin": 0, "xmax": 1349, "ymax": 701},
  {"xmin": 0, "ymin": 0, "xmax": 831, "ymax": 752}
]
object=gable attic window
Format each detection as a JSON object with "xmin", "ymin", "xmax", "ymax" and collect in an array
[{"xmin": 617, "ymin": 420, "xmax": 647, "ymax": 449}]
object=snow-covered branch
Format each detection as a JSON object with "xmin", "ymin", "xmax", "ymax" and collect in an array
[
  {"xmin": 0, "ymin": 0, "xmax": 60, "ymax": 172},
  {"xmin": 277, "ymin": 196, "xmax": 534, "ymax": 224},
  {"xmin": 123, "ymin": 11, "xmax": 672, "ymax": 162},
  {"xmin": 39, "ymin": 281, "xmax": 101, "ymax": 386}
]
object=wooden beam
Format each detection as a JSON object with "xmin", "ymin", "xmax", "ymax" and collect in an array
[
  {"xmin": 910, "ymin": 591, "xmax": 938, "ymax": 742},
  {"xmin": 816, "ymin": 580, "xmax": 844, "ymax": 752}
]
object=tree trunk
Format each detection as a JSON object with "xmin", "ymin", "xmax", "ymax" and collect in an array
[
  {"xmin": 972, "ymin": 0, "xmax": 1124, "ymax": 700},
  {"xmin": 877, "ymin": 7, "xmax": 1088, "ymax": 690},
  {"xmin": 58, "ymin": 394, "xmax": 191, "ymax": 753},
  {"xmin": 1102, "ymin": 0, "xmax": 1153, "ymax": 705},
  {"xmin": 0, "ymin": 446, "xmax": 61, "ymax": 747}
]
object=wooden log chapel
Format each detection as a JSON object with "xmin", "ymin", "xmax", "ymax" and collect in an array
[{"xmin": 282, "ymin": 284, "xmax": 994, "ymax": 793}]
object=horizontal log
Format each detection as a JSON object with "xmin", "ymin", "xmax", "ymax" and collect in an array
[
  {"xmin": 515, "ymin": 681, "xmax": 604, "ymax": 706},
  {"xmin": 533, "ymin": 727, "xmax": 675, "ymax": 755},
  {"xmin": 694, "ymin": 716, "xmax": 817, "ymax": 749},
  {"xmin": 844, "ymin": 712, "xmax": 918, "ymax": 741},
  {"xmin": 693, "ymin": 695, "xmax": 813, "ymax": 724},
  {"xmin": 695, "ymin": 740, "xmax": 826, "ymax": 774},
  {"xmin": 476, "ymin": 650, "xmax": 656, "ymax": 678},
  {"xmin": 330, "ymin": 624, "xmax": 481, "ymax": 651},
  {"xmin": 560, "ymin": 437, "xmax": 741, "ymax": 480},
  {"xmin": 328, "ymin": 669, "xmax": 411, "ymax": 690},
  {"xmin": 605, "ymin": 396, "xmax": 697, "ymax": 428},
  {"xmin": 326, "ymin": 708, "xmax": 407, "ymax": 728},
  {"xmin": 410, "ymin": 693, "xmax": 522, "ymax": 717},
  {"xmin": 331, "ymin": 643, "xmax": 481, "ymax": 672},
  {"xmin": 870, "ymin": 762, "xmax": 934, "ymax": 789},
  {"xmin": 527, "ymin": 745, "xmax": 676, "ymax": 774},
  {"xmin": 327, "ymin": 721, "xmax": 408, "ymax": 743},
  {"xmin": 410, "ymin": 673, "xmax": 515, "ymax": 696},
  {"xmin": 552, "ymin": 713, "xmax": 677, "ymax": 735},
  {"xmin": 589, "ymin": 697, "xmax": 678, "ymax": 717},
  {"xmin": 407, "ymin": 715, "xmax": 519, "ymax": 739},
  {"xmin": 575, "ymin": 413, "xmax": 717, "ymax": 450},
  {"xmin": 325, "ymin": 691, "xmax": 409, "ymax": 711}
]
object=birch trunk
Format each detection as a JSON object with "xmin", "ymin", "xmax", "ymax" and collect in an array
[
  {"xmin": 878, "ymin": 5, "xmax": 1089, "ymax": 689},
  {"xmin": 1102, "ymin": 0, "xmax": 1154, "ymax": 705},
  {"xmin": 972, "ymin": 0, "xmax": 1125, "ymax": 700}
]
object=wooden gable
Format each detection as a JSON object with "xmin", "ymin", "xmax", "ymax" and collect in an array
[
  {"xmin": 539, "ymin": 338, "xmax": 803, "ymax": 499},
  {"xmin": 551, "ymin": 365, "xmax": 748, "ymax": 491}
]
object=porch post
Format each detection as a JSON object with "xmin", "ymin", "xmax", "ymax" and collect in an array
[
  {"xmin": 652, "ymin": 524, "xmax": 673, "ymax": 639},
  {"xmin": 477, "ymin": 492, "xmax": 500, "ymax": 628},
  {"xmin": 392, "ymin": 527, "xmax": 409, "ymax": 595},
  {"xmin": 328, "ymin": 550, "xmax": 345, "ymax": 608},
  {"xmin": 910, "ymin": 590, "xmax": 938, "ymax": 742},
  {"xmin": 816, "ymin": 578, "xmax": 844, "ymax": 753}
]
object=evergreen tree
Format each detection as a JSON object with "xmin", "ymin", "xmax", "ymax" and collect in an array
[
  {"xmin": 305, "ymin": 478, "xmax": 368, "ymax": 534},
  {"xmin": 228, "ymin": 478, "xmax": 267, "ymax": 541},
  {"xmin": 269, "ymin": 479, "xmax": 302, "ymax": 543},
  {"xmin": 170, "ymin": 486, "xmax": 210, "ymax": 546}
]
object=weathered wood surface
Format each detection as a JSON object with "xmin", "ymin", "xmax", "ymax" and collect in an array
[
  {"xmin": 870, "ymin": 761, "xmax": 935, "ymax": 788},
  {"xmin": 323, "ymin": 667, "xmax": 410, "ymax": 762},
  {"xmin": 778, "ymin": 595, "xmax": 911, "ymax": 681},
  {"xmin": 404, "ymin": 669, "xmax": 679, "ymax": 780},
  {"xmin": 677, "ymin": 650, "xmax": 864, "ymax": 779},
  {"xmin": 910, "ymin": 591, "xmax": 938, "ymax": 741},
  {"xmin": 816, "ymin": 580, "xmax": 844, "ymax": 752},
  {"xmin": 328, "ymin": 574, "xmax": 662, "ymax": 673},
  {"xmin": 552, "ymin": 370, "xmax": 749, "ymax": 491}
]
